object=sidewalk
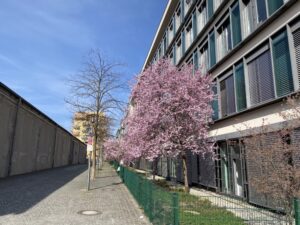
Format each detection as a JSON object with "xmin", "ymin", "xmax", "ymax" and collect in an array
[{"xmin": 0, "ymin": 163, "xmax": 150, "ymax": 225}]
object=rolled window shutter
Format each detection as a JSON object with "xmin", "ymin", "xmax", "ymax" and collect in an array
[
  {"xmin": 220, "ymin": 80, "xmax": 227, "ymax": 117},
  {"xmin": 248, "ymin": 49, "xmax": 274, "ymax": 105},
  {"xmin": 272, "ymin": 30, "xmax": 294, "ymax": 97},
  {"xmin": 212, "ymin": 85, "xmax": 219, "ymax": 120},
  {"xmin": 235, "ymin": 63, "xmax": 247, "ymax": 111},
  {"xmin": 292, "ymin": 28, "xmax": 300, "ymax": 85},
  {"xmin": 231, "ymin": 3, "xmax": 242, "ymax": 47},
  {"xmin": 226, "ymin": 75, "xmax": 236, "ymax": 115},
  {"xmin": 248, "ymin": 59, "xmax": 260, "ymax": 105},
  {"xmin": 258, "ymin": 50, "xmax": 275, "ymax": 102},
  {"xmin": 267, "ymin": 0, "xmax": 283, "ymax": 16}
]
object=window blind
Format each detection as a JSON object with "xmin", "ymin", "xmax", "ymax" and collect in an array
[
  {"xmin": 221, "ymin": 75, "xmax": 236, "ymax": 117},
  {"xmin": 235, "ymin": 63, "xmax": 247, "ymax": 111},
  {"xmin": 272, "ymin": 30, "xmax": 294, "ymax": 97},
  {"xmin": 212, "ymin": 85, "xmax": 219, "ymax": 120},
  {"xmin": 248, "ymin": 49, "xmax": 275, "ymax": 105},
  {"xmin": 292, "ymin": 27, "xmax": 300, "ymax": 85}
]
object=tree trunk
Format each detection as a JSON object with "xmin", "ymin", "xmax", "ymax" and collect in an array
[
  {"xmin": 182, "ymin": 155, "xmax": 190, "ymax": 193},
  {"xmin": 152, "ymin": 160, "xmax": 157, "ymax": 180}
]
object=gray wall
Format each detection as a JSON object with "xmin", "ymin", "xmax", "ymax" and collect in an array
[{"xmin": 0, "ymin": 83, "xmax": 87, "ymax": 178}]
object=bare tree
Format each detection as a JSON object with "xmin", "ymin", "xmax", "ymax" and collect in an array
[
  {"xmin": 66, "ymin": 49, "xmax": 127, "ymax": 179},
  {"xmin": 240, "ymin": 96, "xmax": 300, "ymax": 225}
]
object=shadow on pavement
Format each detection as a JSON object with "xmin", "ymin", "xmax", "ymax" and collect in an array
[
  {"xmin": 0, "ymin": 165, "xmax": 86, "ymax": 216},
  {"xmin": 89, "ymin": 182, "xmax": 122, "ymax": 190}
]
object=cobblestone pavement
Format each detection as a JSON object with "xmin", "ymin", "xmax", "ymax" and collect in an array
[{"xmin": 0, "ymin": 163, "xmax": 151, "ymax": 225}]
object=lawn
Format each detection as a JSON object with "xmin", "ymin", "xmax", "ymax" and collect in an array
[{"xmin": 179, "ymin": 193, "xmax": 246, "ymax": 225}]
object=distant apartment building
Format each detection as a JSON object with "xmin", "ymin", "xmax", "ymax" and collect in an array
[
  {"xmin": 72, "ymin": 112, "xmax": 93, "ymax": 143},
  {"xmin": 72, "ymin": 112, "xmax": 108, "ymax": 160},
  {"xmin": 142, "ymin": 0, "xmax": 300, "ymax": 209}
]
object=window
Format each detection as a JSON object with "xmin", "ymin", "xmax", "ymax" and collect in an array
[
  {"xmin": 231, "ymin": 2, "xmax": 242, "ymax": 47},
  {"xmin": 241, "ymin": 0, "xmax": 274, "ymax": 38},
  {"xmin": 267, "ymin": 0, "xmax": 283, "ymax": 16},
  {"xmin": 220, "ymin": 73, "xmax": 236, "ymax": 117},
  {"xmin": 168, "ymin": 19, "xmax": 175, "ymax": 45},
  {"xmin": 209, "ymin": 31, "xmax": 216, "ymax": 68},
  {"xmin": 272, "ymin": 30, "xmax": 294, "ymax": 97},
  {"xmin": 197, "ymin": 2, "xmax": 207, "ymax": 34},
  {"xmin": 234, "ymin": 62, "xmax": 247, "ymax": 111},
  {"xmin": 214, "ymin": 0, "xmax": 222, "ymax": 11},
  {"xmin": 193, "ymin": 51, "xmax": 199, "ymax": 71},
  {"xmin": 256, "ymin": 0, "xmax": 267, "ymax": 23},
  {"xmin": 207, "ymin": 0, "xmax": 214, "ymax": 19},
  {"xmin": 241, "ymin": 0, "xmax": 257, "ymax": 38},
  {"xmin": 217, "ymin": 17, "xmax": 232, "ymax": 61},
  {"xmin": 175, "ymin": 4, "xmax": 182, "ymax": 32},
  {"xmin": 181, "ymin": 31, "xmax": 186, "ymax": 54},
  {"xmin": 199, "ymin": 43, "xmax": 209, "ymax": 75},
  {"xmin": 291, "ymin": 19, "xmax": 300, "ymax": 86},
  {"xmin": 158, "ymin": 45, "xmax": 162, "ymax": 59},
  {"xmin": 163, "ymin": 34, "xmax": 167, "ymax": 55},
  {"xmin": 185, "ymin": 22, "xmax": 193, "ymax": 50},
  {"xmin": 212, "ymin": 85, "xmax": 219, "ymax": 120},
  {"xmin": 247, "ymin": 45, "xmax": 275, "ymax": 105},
  {"xmin": 176, "ymin": 38, "xmax": 182, "ymax": 64},
  {"xmin": 170, "ymin": 47, "xmax": 176, "ymax": 65},
  {"xmin": 192, "ymin": 12, "xmax": 197, "ymax": 39},
  {"xmin": 184, "ymin": 0, "xmax": 192, "ymax": 16}
]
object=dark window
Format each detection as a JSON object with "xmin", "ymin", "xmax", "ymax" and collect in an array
[
  {"xmin": 231, "ymin": 2, "xmax": 242, "ymax": 46},
  {"xmin": 192, "ymin": 12, "xmax": 197, "ymax": 39},
  {"xmin": 163, "ymin": 35, "xmax": 167, "ymax": 55},
  {"xmin": 212, "ymin": 85, "xmax": 219, "ymax": 120},
  {"xmin": 247, "ymin": 47, "xmax": 275, "ymax": 105},
  {"xmin": 193, "ymin": 51, "xmax": 199, "ymax": 71},
  {"xmin": 207, "ymin": 0, "xmax": 214, "ymax": 19},
  {"xmin": 209, "ymin": 31, "xmax": 216, "ymax": 68},
  {"xmin": 272, "ymin": 30, "xmax": 294, "ymax": 97},
  {"xmin": 220, "ymin": 74, "xmax": 236, "ymax": 117},
  {"xmin": 267, "ymin": 0, "xmax": 283, "ymax": 16},
  {"xmin": 256, "ymin": 0, "xmax": 267, "ymax": 23},
  {"xmin": 235, "ymin": 63, "xmax": 247, "ymax": 111}
]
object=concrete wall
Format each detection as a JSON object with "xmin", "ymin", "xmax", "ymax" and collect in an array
[{"xmin": 0, "ymin": 83, "xmax": 87, "ymax": 178}]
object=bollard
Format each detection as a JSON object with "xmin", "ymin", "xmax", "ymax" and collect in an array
[{"xmin": 295, "ymin": 198, "xmax": 300, "ymax": 225}]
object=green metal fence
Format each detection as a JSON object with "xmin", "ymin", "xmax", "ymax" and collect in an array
[
  {"xmin": 179, "ymin": 193, "xmax": 294, "ymax": 225},
  {"xmin": 111, "ymin": 162, "xmax": 299, "ymax": 225},
  {"xmin": 115, "ymin": 163, "xmax": 179, "ymax": 225}
]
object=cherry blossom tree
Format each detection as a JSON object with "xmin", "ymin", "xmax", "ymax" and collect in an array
[
  {"xmin": 103, "ymin": 138, "xmax": 122, "ymax": 162},
  {"xmin": 121, "ymin": 59, "xmax": 215, "ymax": 192}
]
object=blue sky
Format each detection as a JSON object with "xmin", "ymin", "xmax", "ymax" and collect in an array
[{"xmin": 0, "ymin": 0, "xmax": 167, "ymax": 130}]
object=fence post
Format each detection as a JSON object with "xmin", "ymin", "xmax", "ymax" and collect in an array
[
  {"xmin": 172, "ymin": 193, "xmax": 179, "ymax": 225},
  {"xmin": 295, "ymin": 198, "xmax": 300, "ymax": 225}
]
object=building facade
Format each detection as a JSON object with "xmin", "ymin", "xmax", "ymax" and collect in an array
[{"xmin": 142, "ymin": 0, "xmax": 300, "ymax": 208}]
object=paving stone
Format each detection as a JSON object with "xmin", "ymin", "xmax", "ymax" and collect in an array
[{"xmin": 0, "ymin": 163, "xmax": 151, "ymax": 225}]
